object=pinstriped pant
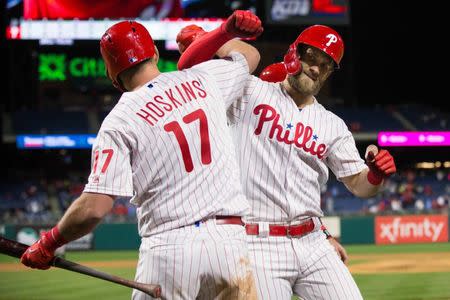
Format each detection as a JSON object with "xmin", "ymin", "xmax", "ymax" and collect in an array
[
  {"xmin": 248, "ymin": 230, "xmax": 363, "ymax": 300},
  {"xmin": 132, "ymin": 221, "xmax": 257, "ymax": 300}
]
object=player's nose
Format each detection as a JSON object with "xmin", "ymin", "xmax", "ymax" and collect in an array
[{"xmin": 309, "ymin": 65, "xmax": 320, "ymax": 77}]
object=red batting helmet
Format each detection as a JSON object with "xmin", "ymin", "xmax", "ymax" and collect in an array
[
  {"xmin": 283, "ymin": 25, "xmax": 344, "ymax": 75},
  {"xmin": 100, "ymin": 20, "xmax": 156, "ymax": 90}
]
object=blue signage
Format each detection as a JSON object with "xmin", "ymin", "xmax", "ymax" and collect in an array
[{"xmin": 16, "ymin": 134, "xmax": 97, "ymax": 149}]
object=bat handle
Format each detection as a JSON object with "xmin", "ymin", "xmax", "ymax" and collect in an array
[
  {"xmin": 134, "ymin": 282, "xmax": 162, "ymax": 298},
  {"xmin": 52, "ymin": 256, "xmax": 162, "ymax": 298}
]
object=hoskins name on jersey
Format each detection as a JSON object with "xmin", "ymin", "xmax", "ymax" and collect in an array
[
  {"xmin": 253, "ymin": 104, "xmax": 327, "ymax": 159},
  {"xmin": 136, "ymin": 79, "xmax": 207, "ymax": 126}
]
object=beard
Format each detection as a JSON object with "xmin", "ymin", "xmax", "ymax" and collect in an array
[{"xmin": 287, "ymin": 72, "xmax": 323, "ymax": 96}]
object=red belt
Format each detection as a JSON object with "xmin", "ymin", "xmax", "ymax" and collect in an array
[
  {"xmin": 245, "ymin": 218, "xmax": 315, "ymax": 237},
  {"xmin": 215, "ymin": 216, "xmax": 244, "ymax": 225},
  {"xmin": 195, "ymin": 216, "xmax": 244, "ymax": 226}
]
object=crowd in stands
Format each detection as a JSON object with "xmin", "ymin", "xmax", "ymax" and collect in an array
[
  {"xmin": 321, "ymin": 168, "xmax": 450, "ymax": 216},
  {"xmin": 0, "ymin": 175, "xmax": 137, "ymax": 224},
  {"xmin": 1, "ymin": 168, "xmax": 449, "ymax": 224}
]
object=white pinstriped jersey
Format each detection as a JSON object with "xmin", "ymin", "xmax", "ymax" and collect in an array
[
  {"xmin": 84, "ymin": 52, "xmax": 250, "ymax": 236},
  {"xmin": 228, "ymin": 76, "xmax": 367, "ymax": 222}
]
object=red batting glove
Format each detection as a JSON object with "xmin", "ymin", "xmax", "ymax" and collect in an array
[
  {"xmin": 20, "ymin": 226, "xmax": 67, "ymax": 270},
  {"xmin": 259, "ymin": 62, "xmax": 288, "ymax": 82},
  {"xmin": 366, "ymin": 149, "xmax": 396, "ymax": 185},
  {"xmin": 176, "ymin": 24, "xmax": 207, "ymax": 54},
  {"xmin": 221, "ymin": 10, "xmax": 263, "ymax": 39}
]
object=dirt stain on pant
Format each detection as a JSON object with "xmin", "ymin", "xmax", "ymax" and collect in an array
[{"xmin": 208, "ymin": 257, "xmax": 257, "ymax": 300}]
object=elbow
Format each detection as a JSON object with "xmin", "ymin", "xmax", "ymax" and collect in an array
[
  {"xmin": 345, "ymin": 183, "xmax": 369, "ymax": 199},
  {"xmin": 78, "ymin": 193, "xmax": 114, "ymax": 222},
  {"xmin": 247, "ymin": 49, "xmax": 261, "ymax": 74},
  {"xmin": 351, "ymin": 187, "xmax": 378, "ymax": 199},
  {"xmin": 253, "ymin": 49, "xmax": 261, "ymax": 66},
  {"xmin": 348, "ymin": 186, "xmax": 363, "ymax": 198}
]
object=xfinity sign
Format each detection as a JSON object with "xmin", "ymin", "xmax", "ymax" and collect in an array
[{"xmin": 375, "ymin": 215, "xmax": 448, "ymax": 244}]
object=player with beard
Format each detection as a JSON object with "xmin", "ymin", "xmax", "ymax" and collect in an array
[{"xmin": 177, "ymin": 24, "xmax": 396, "ymax": 299}]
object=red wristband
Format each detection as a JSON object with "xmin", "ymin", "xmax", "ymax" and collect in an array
[
  {"xmin": 367, "ymin": 170, "xmax": 383, "ymax": 185},
  {"xmin": 42, "ymin": 226, "xmax": 68, "ymax": 251}
]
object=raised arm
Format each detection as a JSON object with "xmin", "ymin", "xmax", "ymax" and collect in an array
[{"xmin": 177, "ymin": 10, "xmax": 263, "ymax": 73}]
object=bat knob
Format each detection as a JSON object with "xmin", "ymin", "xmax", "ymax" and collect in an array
[{"xmin": 154, "ymin": 285, "xmax": 162, "ymax": 298}]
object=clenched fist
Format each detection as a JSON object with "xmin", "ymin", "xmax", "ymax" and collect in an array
[
  {"xmin": 365, "ymin": 144, "xmax": 396, "ymax": 185},
  {"xmin": 221, "ymin": 10, "xmax": 263, "ymax": 39},
  {"xmin": 21, "ymin": 227, "xmax": 66, "ymax": 270}
]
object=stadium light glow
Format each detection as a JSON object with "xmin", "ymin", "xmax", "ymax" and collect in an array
[
  {"xmin": 416, "ymin": 162, "xmax": 436, "ymax": 169},
  {"xmin": 7, "ymin": 19, "xmax": 224, "ymax": 41},
  {"xmin": 378, "ymin": 132, "xmax": 450, "ymax": 147}
]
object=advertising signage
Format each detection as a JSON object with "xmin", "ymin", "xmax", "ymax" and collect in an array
[
  {"xmin": 375, "ymin": 215, "xmax": 448, "ymax": 244},
  {"xmin": 265, "ymin": 0, "xmax": 350, "ymax": 25}
]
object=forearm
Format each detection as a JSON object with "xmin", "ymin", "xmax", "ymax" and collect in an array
[
  {"xmin": 177, "ymin": 26, "xmax": 230, "ymax": 70},
  {"xmin": 178, "ymin": 28, "xmax": 260, "ymax": 73},
  {"xmin": 344, "ymin": 168, "xmax": 384, "ymax": 198},
  {"xmin": 57, "ymin": 193, "xmax": 114, "ymax": 241},
  {"xmin": 177, "ymin": 10, "xmax": 262, "ymax": 71},
  {"xmin": 215, "ymin": 39, "xmax": 260, "ymax": 73},
  {"xmin": 20, "ymin": 192, "xmax": 114, "ymax": 269}
]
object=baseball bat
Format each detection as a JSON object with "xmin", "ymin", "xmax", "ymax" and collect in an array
[{"xmin": 0, "ymin": 236, "xmax": 161, "ymax": 298}]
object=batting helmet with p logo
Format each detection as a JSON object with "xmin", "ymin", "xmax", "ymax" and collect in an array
[{"xmin": 283, "ymin": 25, "xmax": 344, "ymax": 75}]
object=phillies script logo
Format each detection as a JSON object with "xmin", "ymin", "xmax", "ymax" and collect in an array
[
  {"xmin": 376, "ymin": 215, "xmax": 448, "ymax": 244},
  {"xmin": 253, "ymin": 104, "xmax": 327, "ymax": 159}
]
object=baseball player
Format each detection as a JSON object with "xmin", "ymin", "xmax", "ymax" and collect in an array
[
  {"xmin": 177, "ymin": 24, "xmax": 396, "ymax": 299},
  {"xmin": 20, "ymin": 11, "xmax": 264, "ymax": 300},
  {"xmin": 177, "ymin": 25, "xmax": 350, "ymax": 265}
]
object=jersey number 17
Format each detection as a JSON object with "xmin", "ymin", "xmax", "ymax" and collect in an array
[{"xmin": 164, "ymin": 109, "xmax": 211, "ymax": 173}]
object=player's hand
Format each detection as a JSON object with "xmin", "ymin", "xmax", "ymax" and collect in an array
[
  {"xmin": 328, "ymin": 237, "xmax": 348, "ymax": 264},
  {"xmin": 365, "ymin": 144, "xmax": 396, "ymax": 185},
  {"xmin": 176, "ymin": 24, "xmax": 207, "ymax": 54},
  {"xmin": 20, "ymin": 232, "xmax": 56, "ymax": 270},
  {"xmin": 260, "ymin": 62, "xmax": 288, "ymax": 82},
  {"xmin": 20, "ymin": 227, "xmax": 66, "ymax": 270},
  {"xmin": 221, "ymin": 10, "xmax": 263, "ymax": 39}
]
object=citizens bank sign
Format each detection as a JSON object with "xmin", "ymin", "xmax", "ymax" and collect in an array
[
  {"xmin": 375, "ymin": 215, "xmax": 448, "ymax": 244},
  {"xmin": 39, "ymin": 53, "xmax": 177, "ymax": 81}
]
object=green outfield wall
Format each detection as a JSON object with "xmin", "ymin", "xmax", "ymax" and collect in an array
[
  {"xmin": 2, "ymin": 213, "xmax": 449, "ymax": 249},
  {"xmin": 94, "ymin": 223, "xmax": 140, "ymax": 250},
  {"xmin": 340, "ymin": 216, "xmax": 375, "ymax": 244}
]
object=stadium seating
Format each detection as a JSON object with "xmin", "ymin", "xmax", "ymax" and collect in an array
[
  {"xmin": 331, "ymin": 106, "xmax": 406, "ymax": 132},
  {"xmin": 12, "ymin": 111, "xmax": 90, "ymax": 134},
  {"xmin": 394, "ymin": 104, "xmax": 449, "ymax": 131}
]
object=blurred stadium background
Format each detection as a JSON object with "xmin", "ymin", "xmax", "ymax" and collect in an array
[{"xmin": 0, "ymin": 0, "xmax": 448, "ymax": 299}]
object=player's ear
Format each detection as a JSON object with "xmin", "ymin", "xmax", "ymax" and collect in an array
[{"xmin": 153, "ymin": 46, "xmax": 159, "ymax": 64}]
